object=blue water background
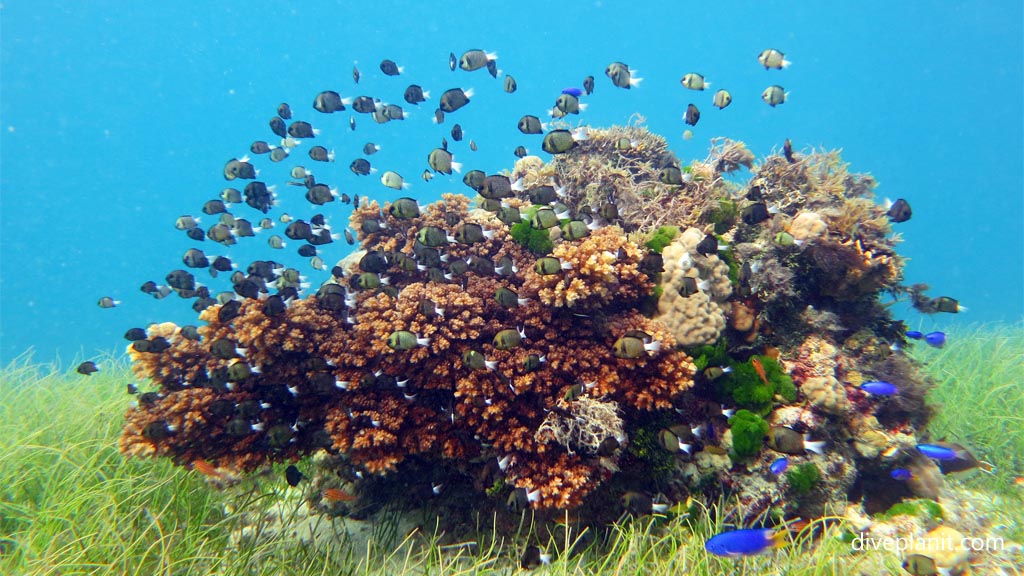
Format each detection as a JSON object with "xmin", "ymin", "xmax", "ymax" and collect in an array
[{"xmin": 2, "ymin": 1, "xmax": 1021, "ymax": 366}]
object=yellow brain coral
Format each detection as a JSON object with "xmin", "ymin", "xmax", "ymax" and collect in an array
[
  {"xmin": 789, "ymin": 211, "xmax": 828, "ymax": 242},
  {"xmin": 801, "ymin": 375, "xmax": 851, "ymax": 415},
  {"xmin": 655, "ymin": 228, "xmax": 733, "ymax": 346}
]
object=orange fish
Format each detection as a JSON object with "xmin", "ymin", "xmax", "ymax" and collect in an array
[
  {"xmin": 751, "ymin": 357, "xmax": 769, "ymax": 385},
  {"xmin": 322, "ymin": 488, "xmax": 357, "ymax": 502},
  {"xmin": 784, "ymin": 518, "xmax": 810, "ymax": 533},
  {"xmin": 193, "ymin": 459, "xmax": 225, "ymax": 479}
]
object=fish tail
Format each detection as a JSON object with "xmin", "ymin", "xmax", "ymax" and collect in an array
[
  {"xmin": 767, "ymin": 529, "xmax": 788, "ymax": 549},
  {"xmin": 804, "ymin": 436, "xmax": 827, "ymax": 455}
]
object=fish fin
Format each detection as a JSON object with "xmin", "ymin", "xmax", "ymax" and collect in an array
[
  {"xmin": 767, "ymin": 529, "xmax": 788, "ymax": 549},
  {"xmin": 463, "ymin": 88, "xmax": 475, "ymax": 99},
  {"xmin": 804, "ymin": 436, "xmax": 827, "ymax": 455}
]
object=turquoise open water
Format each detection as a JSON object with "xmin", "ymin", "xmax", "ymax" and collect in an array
[{"xmin": 1, "ymin": 1, "xmax": 1021, "ymax": 365}]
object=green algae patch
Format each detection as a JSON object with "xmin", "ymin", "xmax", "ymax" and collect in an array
[
  {"xmin": 644, "ymin": 225, "xmax": 679, "ymax": 254},
  {"xmin": 707, "ymin": 199, "xmax": 738, "ymax": 234},
  {"xmin": 881, "ymin": 499, "xmax": 944, "ymax": 521},
  {"xmin": 787, "ymin": 462, "xmax": 821, "ymax": 495},
  {"xmin": 716, "ymin": 355, "xmax": 795, "ymax": 415},
  {"xmin": 689, "ymin": 339, "xmax": 729, "ymax": 372},
  {"xmin": 627, "ymin": 421, "xmax": 678, "ymax": 482},
  {"xmin": 728, "ymin": 409, "xmax": 769, "ymax": 459},
  {"xmin": 510, "ymin": 221, "xmax": 553, "ymax": 255}
]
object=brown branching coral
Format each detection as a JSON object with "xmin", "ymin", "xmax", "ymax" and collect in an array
[
  {"xmin": 522, "ymin": 226, "xmax": 651, "ymax": 310},
  {"xmin": 121, "ymin": 190, "xmax": 695, "ymax": 511}
]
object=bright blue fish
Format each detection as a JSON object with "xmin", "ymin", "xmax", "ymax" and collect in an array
[
  {"xmin": 769, "ymin": 457, "xmax": 789, "ymax": 475},
  {"xmin": 924, "ymin": 331, "xmax": 946, "ymax": 348},
  {"xmin": 890, "ymin": 468, "xmax": 914, "ymax": 480},
  {"xmin": 905, "ymin": 330, "xmax": 924, "ymax": 340},
  {"xmin": 859, "ymin": 381, "xmax": 899, "ymax": 396},
  {"xmin": 561, "ymin": 87, "xmax": 583, "ymax": 97},
  {"xmin": 704, "ymin": 528, "xmax": 786, "ymax": 557},
  {"xmin": 916, "ymin": 443, "xmax": 958, "ymax": 461}
]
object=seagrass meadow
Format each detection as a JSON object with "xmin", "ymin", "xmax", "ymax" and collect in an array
[{"xmin": 1, "ymin": 324, "xmax": 1020, "ymax": 575}]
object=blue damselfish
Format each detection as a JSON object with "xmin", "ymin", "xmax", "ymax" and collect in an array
[
  {"xmin": 859, "ymin": 381, "xmax": 899, "ymax": 396},
  {"xmin": 890, "ymin": 468, "xmax": 914, "ymax": 480},
  {"xmin": 769, "ymin": 457, "xmax": 789, "ymax": 475},
  {"xmin": 924, "ymin": 331, "xmax": 946, "ymax": 348},
  {"xmin": 705, "ymin": 528, "xmax": 786, "ymax": 557},
  {"xmin": 916, "ymin": 444, "xmax": 958, "ymax": 460}
]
